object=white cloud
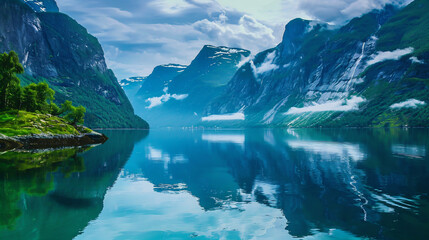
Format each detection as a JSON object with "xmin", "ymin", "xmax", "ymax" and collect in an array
[
  {"xmin": 410, "ymin": 56, "xmax": 424, "ymax": 64},
  {"xmin": 366, "ymin": 47, "xmax": 414, "ymax": 66},
  {"xmin": 253, "ymin": 51, "xmax": 279, "ymax": 75},
  {"xmin": 390, "ymin": 99, "xmax": 426, "ymax": 109},
  {"xmin": 55, "ymin": 0, "xmax": 415, "ymax": 79},
  {"xmin": 298, "ymin": 0, "xmax": 413, "ymax": 24},
  {"xmin": 192, "ymin": 14, "xmax": 276, "ymax": 54},
  {"xmin": 149, "ymin": 0, "xmax": 197, "ymax": 14},
  {"xmin": 285, "ymin": 96, "xmax": 366, "ymax": 114},
  {"xmin": 202, "ymin": 112, "xmax": 245, "ymax": 121},
  {"xmin": 146, "ymin": 88, "xmax": 189, "ymax": 109}
]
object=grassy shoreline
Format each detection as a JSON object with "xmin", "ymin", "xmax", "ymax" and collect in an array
[{"xmin": 0, "ymin": 110, "xmax": 92, "ymax": 137}]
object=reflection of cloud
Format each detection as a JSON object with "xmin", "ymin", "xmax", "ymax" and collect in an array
[
  {"xmin": 146, "ymin": 146, "xmax": 188, "ymax": 170},
  {"xmin": 77, "ymin": 178, "xmax": 290, "ymax": 240},
  {"xmin": 202, "ymin": 133, "xmax": 245, "ymax": 145},
  {"xmin": 287, "ymin": 140, "xmax": 366, "ymax": 161},
  {"xmin": 392, "ymin": 144, "xmax": 426, "ymax": 158}
]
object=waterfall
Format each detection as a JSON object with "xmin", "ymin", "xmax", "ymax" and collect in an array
[{"xmin": 350, "ymin": 42, "xmax": 366, "ymax": 80}]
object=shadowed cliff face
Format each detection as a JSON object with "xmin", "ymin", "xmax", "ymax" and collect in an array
[
  {"xmin": 204, "ymin": 1, "xmax": 429, "ymax": 128},
  {"xmin": 0, "ymin": 0, "xmax": 148, "ymax": 128}
]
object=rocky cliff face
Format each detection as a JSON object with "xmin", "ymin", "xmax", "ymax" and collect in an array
[
  {"xmin": 22, "ymin": 0, "xmax": 59, "ymax": 12},
  {"xmin": 204, "ymin": 1, "xmax": 429, "ymax": 128},
  {"xmin": 0, "ymin": 0, "xmax": 148, "ymax": 128}
]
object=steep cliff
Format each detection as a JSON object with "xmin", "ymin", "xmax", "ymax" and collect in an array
[
  {"xmin": 0, "ymin": 0, "xmax": 148, "ymax": 128},
  {"xmin": 205, "ymin": 1, "xmax": 429, "ymax": 128}
]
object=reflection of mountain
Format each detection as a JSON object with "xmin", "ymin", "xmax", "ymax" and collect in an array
[
  {"xmin": 0, "ymin": 130, "xmax": 148, "ymax": 240},
  {"xmin": 133, "ymin": 129, "xmax": 429, "ymax": 240}
]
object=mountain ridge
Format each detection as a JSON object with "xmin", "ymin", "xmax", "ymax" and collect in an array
[{"xmin": 1, "ymin": 0, "xmax": 148, "ymax": 128}]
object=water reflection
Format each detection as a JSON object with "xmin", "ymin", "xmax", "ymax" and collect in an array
[
  {"xmin": 0, "ymin": 128, "xmax": 428, "ymax": 240},
  {"xmin": 0, "ymin": 130, "xmax": 149, "ymax": 240},
  {"xmin": 121, "ymin": 128, "xmax": 429, "ymax": 240}
]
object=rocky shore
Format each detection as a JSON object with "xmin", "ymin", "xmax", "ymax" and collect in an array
[{"xmin": 0, "ymin": 131, "xmax": 108, "ymax": 151}]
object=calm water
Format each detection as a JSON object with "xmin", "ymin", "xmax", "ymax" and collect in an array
[{"xmin": 0, "ymin": 129, "xmax": 429, "ymax": 240}]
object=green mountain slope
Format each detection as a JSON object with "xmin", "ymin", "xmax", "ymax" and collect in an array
[{"xmin": 0, "ymin": 0, "xmax": 148, "ymax": 128}]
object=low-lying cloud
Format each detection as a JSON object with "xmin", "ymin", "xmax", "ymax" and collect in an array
[
  {"xmin": 285, "ymin": 96, "xmax": 365, "ymax": 114},
  {"xmin": 252, "ymin": 51, "xmax": 279, "ymax": 75},
  {"xmin": 202, "ymin": 112, "xmax": 245, "ymax": 121},
  {"xmin": 390, "ymin": 99, "xmax": 426, "ymax": 109},
  {"xmin": 366, "ymin": 47, "xmax": 414, "ymax": 66},
  {"xmin": 146, "ymin": 88, "xmax": 188, "ymax": 109}
]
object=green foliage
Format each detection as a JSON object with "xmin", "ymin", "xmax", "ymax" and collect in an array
[
  {"xmin": 60, "ymin": 100, "xmax": 86, "ymax": 125},
  {"xmin": 0, "ymin": 52, "xmax": 87, "ymax": 129},
  {"xmin": 0, "ymin": 51, "xmax": 24, "ymax": 110},
  {"xmin": 376, "ymin": 0, "xmax": 429, "ymax": 55},
  {"xmin": 0, "ymin": 110, "xmax": 80, "ymax": 136}
]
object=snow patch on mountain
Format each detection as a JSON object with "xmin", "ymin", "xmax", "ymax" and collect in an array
[
  {"xmin": 285, "ymin": 96, "xmax": 365, "ymax": 114},
  {"xmin": 390, "ymin": 99, "xmax": 426, "ymax": 109},
  {"xmin": 366, "ymin": 47, "xmax": 414, "ymax": 66}
]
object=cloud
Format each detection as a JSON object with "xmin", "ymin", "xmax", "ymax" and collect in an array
[
  {"xmin": 192, "ymin": 14, "xmax": 276, "ymax": 53},
  {"xmin": 146, "ymin": 87, "xmax": 188, "ymax": 109},
  {"xmin": 285, "ymin": 96, "xmax": 365, "ymax": 114},
  {"xmin": 55, "ymin": 0, "xmax": 415, "ymax": 79},
  {"xmin": 298, "ymin": 0, "xmax": 413, "ymax": 24},
  {"xmin": 202, "ymin": 112, "xmax": 245, "ymax": 121},
  {"xmin": 390, "ymin": 99, "xmax": 426, "ymax": 109},
  {"xmin": 253, "ymin": 51, "xmax": 279, "ymax": 75},
  {"xmin": 410, "ymin": 56, "xmax": 424, "ymax": 64},
  {"xmin": 366, "ymin": 47, "xmax": 414, "ymax": 66},
  {"xmin": 149, "ymin": 0, "xmax": 197, "ymax": 14}
]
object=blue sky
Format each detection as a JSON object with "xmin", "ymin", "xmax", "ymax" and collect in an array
[{"xmin": 55, "ymin": 0, "xmax": 412, "ymax": 79}]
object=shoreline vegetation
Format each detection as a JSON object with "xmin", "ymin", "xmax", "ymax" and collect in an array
[{"xmin": 0, "ymin": 51, "xmax": 108, "ymax": 151}]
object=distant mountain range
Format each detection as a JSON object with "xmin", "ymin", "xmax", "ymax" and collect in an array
[
  {"xmin": 126, "ymin": 0, "xmax": 429, "ymax": 128},
  {"xmin": 1, "ymin": 0, "xmax": 148, "ymax": 128},
  {"xmin": 125, "ymin": 45, "xmax": 250, "ymax": 127}
]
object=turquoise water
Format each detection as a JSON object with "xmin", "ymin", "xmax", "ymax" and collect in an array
[{"xmin": 0, "ymin": 129, "xmax": 429, "ymax": 240}]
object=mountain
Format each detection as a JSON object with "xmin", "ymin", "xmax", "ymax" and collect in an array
[
  {"xmin": 22, "ymin": 0, "xmax": 59, "ymax": 12},
  {"xmin": 204, "ymin": 1, "xmax": 429, "ymax": 128},
  {"xmin": 1, "ymin": 0, "xmax": 148, "ymax": 128},
  {"xmin": 136, "ymin": 64, "xmax": 187, "ymax": 98},
  {"xmin": 134, "ymin": 45, "xmax": 250, "ymax": 127},
  {"xmin": 119, "ymin": 76, "xmax": 146, "ymax": 100}
]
